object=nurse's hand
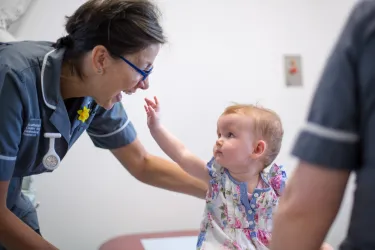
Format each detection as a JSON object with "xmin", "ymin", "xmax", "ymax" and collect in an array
[{"xmin": 144, "ymin": 96, "xmax": 160, "ymax": 130}]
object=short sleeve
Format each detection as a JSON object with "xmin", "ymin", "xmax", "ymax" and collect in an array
[
  {"xmin": 86, "ymin": 102, "xmax": 137, "ymax": 149},
  {"xmin": 291, "ymin": 1, "xmax": 375, "ymax": 170},
  {"xmin": 206, "ymin": 157, "xmax": 224, "ymax": 180},
  {"xmin": 0, "ymin": 66, "xmax": 24, "ymax": 181},
  {"xmin": 267, "ymin": 164, "xmax": 287, "ymax": 197}
]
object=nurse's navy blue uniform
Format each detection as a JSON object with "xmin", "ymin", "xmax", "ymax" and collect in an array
[{"xmin": 0, "ymin": 41, "xmax": 137, "ymax": 248}]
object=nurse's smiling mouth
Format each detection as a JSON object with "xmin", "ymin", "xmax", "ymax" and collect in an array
[{"xmin": 113, "ymin": 90, "xmax": 134, "ymax": 103}]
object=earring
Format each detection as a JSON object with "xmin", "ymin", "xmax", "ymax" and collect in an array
[{"xmin": 97, "ymin": 68, "xmax": 103, "ymax": 74}]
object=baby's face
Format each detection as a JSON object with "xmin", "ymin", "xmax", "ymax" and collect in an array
[{"xmin": 213, "ymin": 113, "xmax": 256, "ymax": 171}]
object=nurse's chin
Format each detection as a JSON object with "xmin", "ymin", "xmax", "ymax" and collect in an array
[
  {"xmin": 102, "ymin": 103, "xmax": 115, "ymax": 110},
  {"xmin": 95, "ymin": 99, "xmax": 116, "ymax": 110},
  {"xmin": 95, "ymin": 94, "xmax": 122, "ymax": 110}
]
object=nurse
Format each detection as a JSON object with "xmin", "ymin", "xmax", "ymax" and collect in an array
[{"xmin": 0, "ymin": 0, "xmax": 207, "ymax": 249}]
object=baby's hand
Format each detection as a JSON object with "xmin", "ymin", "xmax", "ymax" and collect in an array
[{"xmin": 144, "ymin": 96, "xmax": 161, "ymax": 130}]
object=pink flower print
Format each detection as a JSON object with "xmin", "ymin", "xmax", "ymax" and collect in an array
[
  {"xmin": 270, "ymin": 175, "xmax": 282, "ymax": 193},
  {"xmin": 232, "ymin": 241, "xmax": 241, "ymax": 249},
  {"xmin": 234, "ymin": 218, "xmax": 242, "ymax": 228},
  {"xmin": 224, "ymin": 204, "xmax": 228, "ymax": 215},
  {"xmin": 222, "ymin": 240, "xmax": 241, "ymax": 250},
  {"xmin": 243, "ymin": 229, "xmax": 251, "ymax": 240},
  {"xmin": 254, "ymin": 213, "xmax": 259, "ymax": 223},
  {"xmin": 212, "ymin": 183, "xmax": 219, "ymax": 195},
  {"xmin": 272, "ymin": 164, "xmax": 280, "ymax": 172},
  {"xmin": 207, "ymin": 212, "xmax": 213, "ymax": 222},
  {"xmin": 258, "ymin": 229, "xmax": 270, "ymax": 246},
  {"xmin": 207, "ymin": 186, "xmax": 212, "ymax": 198},
  {"xmin": 272, "ymin": 192, "xmax": 277, "ymax": 199},
  {"xmin": 236, "ymin": 185, "xmax": 241, "ymax": 195},
  {"xmin": 223, "ymin": 240, "xmax": 231, "ymax": 248}
]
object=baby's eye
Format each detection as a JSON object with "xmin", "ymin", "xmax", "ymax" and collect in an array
[{"xmin": 228, "ymin": 132, "xmax": 235, "ymax": 138}]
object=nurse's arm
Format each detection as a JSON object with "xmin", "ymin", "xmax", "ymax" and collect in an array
[
  {"xmin": 270, "ymin": 162, "xmax": 350, "ymax": 250},
  {"xmin": 0, "ymin": 66, "xmax": 58, "ymax": 249},
  {"xmin": 0, "ymin": 181, "xmax": 58, "ymax": 250},
  {"xmin": 111, "ymin": 138, "xmax": 208, "ymax": 199}
]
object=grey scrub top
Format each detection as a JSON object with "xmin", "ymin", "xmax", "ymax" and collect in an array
[
  {"xmin": 291, "ymin": 1, "xmax": 375, "ymax": 249},
  {"xmin": 0, "ymin": 41, "xmax": 137, "ymax": 214}
]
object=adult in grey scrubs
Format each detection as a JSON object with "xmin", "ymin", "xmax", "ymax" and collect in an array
[
  {"xmin": 270, "ymin": 1, "xmax": 375, "ymax": 249},
  {"xmin": 0, "ymin": 0, "xmax": 207, "ymax": 249}
]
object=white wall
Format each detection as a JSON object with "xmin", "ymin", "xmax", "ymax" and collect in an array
[{"xmin": 12, "ymin": 0, "xmax": 358, "ymax": 249}]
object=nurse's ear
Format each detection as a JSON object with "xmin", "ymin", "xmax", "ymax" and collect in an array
[{"xmin": 91, "ymin": 45, "xmax": 111, "ymax": 75}]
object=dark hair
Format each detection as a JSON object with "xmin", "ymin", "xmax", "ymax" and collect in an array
[{"xmin": 54, "ymin": 0, "xmax": 166, "ymax": 78}]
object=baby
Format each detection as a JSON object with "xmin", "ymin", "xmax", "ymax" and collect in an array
[{"xmin": 144, "ymin": 96, "xmax": 332, "ymax": 250}]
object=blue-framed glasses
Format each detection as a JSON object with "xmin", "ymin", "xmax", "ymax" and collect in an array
[{"xmin": 119, "ymin": 56, "xmax": 153, "ymax": 81}]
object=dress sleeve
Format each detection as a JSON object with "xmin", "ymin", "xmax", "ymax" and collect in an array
[
  {"xmin": 206, "ymin": 157, "xmax": 224, "ymax": 180},
  {"xmin": 267, "ymin": 163, "xmax": 287, "ymax": 196}
]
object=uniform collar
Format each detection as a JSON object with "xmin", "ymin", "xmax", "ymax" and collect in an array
[
  {"xmin": 40, "ymin": 48, "xmax": 65, "ymax": 109},
  {"xmin": 40, "ymin": 47, "xmax": 95, "ymax": 143},
  {"xmin": 40, "ymin": 48, "xmax": 71, "ymax": 142}
]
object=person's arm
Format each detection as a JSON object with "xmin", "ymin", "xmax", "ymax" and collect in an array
[
  {"xmin": 111, "ymin": 138, "xmax": 208, "ymax": 199},
  {"xmin": 271, "ymin": 2, "xmax": 373, "ymax": 249},
  {"xmin": 0, "ymin": 182, "xmax": 58, "ymax": 250},
  {"xmin": 0, "ymin": 66, "xmax": 58, "ymax": 249},
  {"xmin": 149, "ymin": 125, "xmax": 210, "ymax": 183},
  {"xmin": 87, "ymin": 101, "xmax": 208, "ymax": 199},
  {"xmin": 144, "ymin": 96, "xmax": 209, "ymax": 183},
  {"xmin": 271, "ymin": 163, "xmax": 349, "ymax": 250}
]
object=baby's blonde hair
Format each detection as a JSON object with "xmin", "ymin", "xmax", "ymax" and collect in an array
[{"xmin": 222, "ymin": 104, "xmax": 284, "ymax": 167}]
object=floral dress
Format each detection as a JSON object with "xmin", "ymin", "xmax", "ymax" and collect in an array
[{"xmin": 196, "ymin": 158, "xmax": 287, "ymax": 250}]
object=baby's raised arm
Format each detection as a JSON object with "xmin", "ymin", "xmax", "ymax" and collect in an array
[{"xmin": 144, "ymin": 97, "xmax": 210, "ymax": 183}]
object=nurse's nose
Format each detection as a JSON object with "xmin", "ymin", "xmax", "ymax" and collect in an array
[{"xmin": 138, "ymin": 78, "xmax": 149, "ymax": 90}]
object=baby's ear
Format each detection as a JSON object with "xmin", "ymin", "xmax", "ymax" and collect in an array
[{"xmin": 250, "ymin": 140, "xmax": 266, "ymax": 160}]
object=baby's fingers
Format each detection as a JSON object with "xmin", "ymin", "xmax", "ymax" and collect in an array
[
  {"xmin": 144, "ymin": 105, "xmax": 153, "ymax": 116},
  {"xmin": 144, "ymin": 105, "xmax": 149, "ymax": 113},
  {"xmin": 144, "ymin": 97, "xmax": 157, "ymax": 108},
  {"xmin": 154, "ymin": 96, "xmax": 159, "ymax": 106},
  {"xmin": 148, "ymin": 105, "xmax": 157, "ymax": 116}
]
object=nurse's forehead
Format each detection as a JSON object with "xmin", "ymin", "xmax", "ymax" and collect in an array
[{"xmin": 139, "ymin": 44, "xmax": 160, "ymax": 62}]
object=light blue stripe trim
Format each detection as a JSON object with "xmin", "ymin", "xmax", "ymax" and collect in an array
[
  {"xmin": 87, "ymin": 119, "xmax": 130, "ymax": 138},
  {"xmin": 0, "ymin": 155, "xmax": 17, "ymax": 161},
  {"xmin": 303, "ymin": 122, "xmax": 359, "ymax": 143}
]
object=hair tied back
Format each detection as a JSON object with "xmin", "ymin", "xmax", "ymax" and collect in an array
[{"xmin": 54, "ymin": 35, "xmax": 74, "ymax": 49}]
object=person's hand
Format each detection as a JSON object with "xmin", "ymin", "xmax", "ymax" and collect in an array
[
  {"xmin": 144, "ymin": 96, "xmax": 160, "ymax": 130},
  {"xmin": 320, "ymin": 243, "xmax": 333, "ymax": 250}
]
